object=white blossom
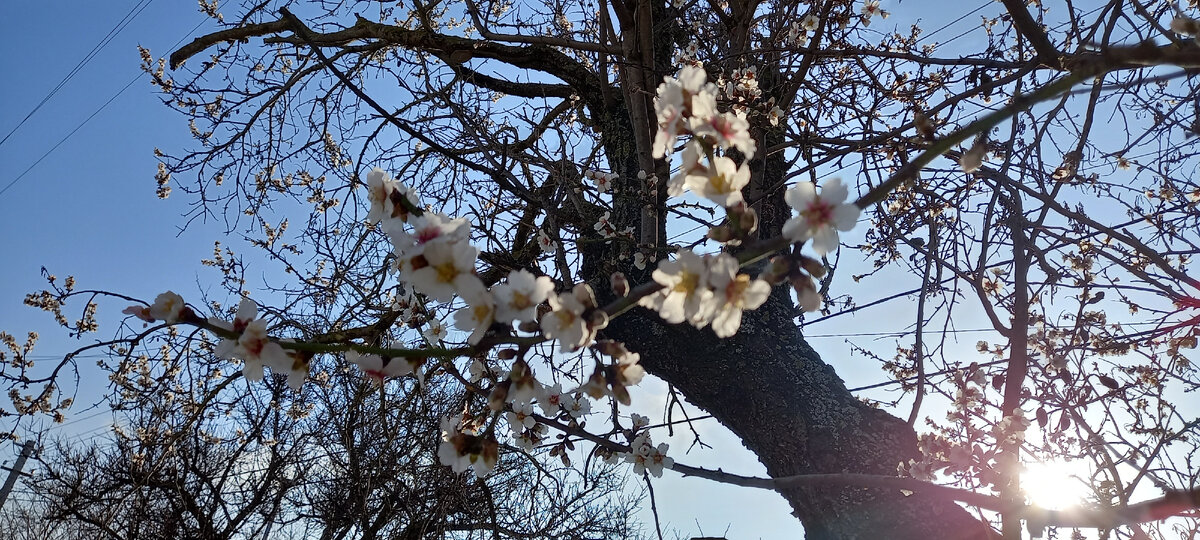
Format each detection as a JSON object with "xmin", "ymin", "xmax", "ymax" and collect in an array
[
  {"xmin": 404, "ymin": 240, "xmax": 485, "ymax": 302},
  {"xmin": 801, "ymin": 14, "xmax": 820, "ymax": 32},
  {"xmin": 346, "ymin": 349, "xmax": 415, "ymax": 382},
  {"xmin": 538, "ymin": 382, "xmax": 565, "ymax": 417},
  {"xmin": 626, "ymin": 432, "xmax": 674, "ymax": 477},
  {"xmin": 215, "ymin": 318, "xmax": 289, "ymax": 382},
  {"xmin": 540, "ymin": 292, "xmax": 588, "ymax": 352},
  {"xmin": 781, "ymin": 178, "xmax": 861, "ymax": 255},
  {"xmin": 648, "ymin": 249, "xmax": 714, "ymax": 326},
  {"xmin": 561, "ymin": 391, "xmax": 592, "ymax": 419},
  {"xmin": 707, "ymin": 254, "xmax": 772, "ymax": 337},
  {"xmin": 506, "ymin": 401, "xmax": 537, "ymax": 431},
  {"xmin": 423, "ymin": 318, "xmax": 448, "ymax": 344},
  {"xmin": 684, "ymin": 155, "xmax": 751, "ymax": 208},
  {"xmin": 691, "ymin": 111, "xmax": 756, "ymax": 160},
  {"xmin": 453, "ymin": 288, "xmax": 496, "ymax": 345},
  {"xmin": 537, "ymin": 229, "xmax": 558, "ymax": 254},
  {"xmin": 493, "ymin": 269, "xmax": 554, "ymax": 324},
  {"xmin": 147, "ymin": 291, "xmax": 187, "ymax": 323},
  {"xmin": 438, "ymin": 416, "xmax": 498, "ymax": 477},
  {"xmin": 960, "ymin": 140, "xmax": 987, "ymax": 173}
]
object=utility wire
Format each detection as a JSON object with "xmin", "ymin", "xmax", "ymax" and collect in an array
[
  {"xmin": 0, "ymin": 0, "xmax": 157, "ymax": 149},
  {"xmin": 0, "ymin": 16, "xmax": 209, "ymax": 200},
  {"xmin": 0, "ymin": 75, "xmax": 141, "ymax": 198}
]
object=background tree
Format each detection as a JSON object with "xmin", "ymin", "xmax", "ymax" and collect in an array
[
  {"xmin": 20, "ymin": 353, "xmax": 638, "ymax": 539},
  {"xmin": 6, "ymin": 0, "xmax": 1200, "ymax": 538}
]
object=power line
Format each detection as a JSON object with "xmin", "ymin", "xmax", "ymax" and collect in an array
[
  {"xmin": 0, "ymin": 75, "xmax": 142, "ymax": 198},
  {"xmin": 0, "ymin": 0, "xmax": 157, "ymax": 149},
  {"xmin": 0, "ymin": 16, "xmax": 209, "ymax": 200}
]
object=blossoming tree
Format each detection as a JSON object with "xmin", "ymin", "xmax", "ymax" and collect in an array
[{"xmin": 8, "ymin": 0, "xmax": 1200, "ymax": 538}]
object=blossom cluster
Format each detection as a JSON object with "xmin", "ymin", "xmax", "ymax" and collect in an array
[
  {"xmin": 786, "ymin": 14, "xmax": 821, "ymax": 47},
  {"xmin": 584, "ymin": 168, "xmax": 618, "ymax": 193},
  {"xmin": 861, "ymin": 1, "xmax": 889, "ymax": 25},
  {"xmin": 124, "ymin": 294, "xmax": 308, "ymax": 390},
  {"xmin": 651, "ymin": 65, "xmax": 859, "ymax": 259},
  {"xmin": 211, "ymin": 299, "xmax": 308, "ymax": 390},
  {"xmin": 638, "ymin": 250, "xmax": 772, "ymax": 337},
  {"xmin": 438, "ymin": 415, "xmax": 499, "ymax": 477},
  {"xmin": 362, "ymin": 167, "xmax": 664, "ymax": 474},
  {"xmin": 625, "ymin": 431, "xmax": 673, "ymax": 477},
  {"xmin": 368, "ymin": 168, "xmax": 613, "ymax": 358},
  {"xmin": 652, "ymin": 65, "xmax": 755, "ymax": 168},
  {"xmin": 994, "ymin": 408, "xmax": 1032, "ymax": 445}
]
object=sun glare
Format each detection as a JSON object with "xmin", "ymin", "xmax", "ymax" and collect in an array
[{"xmin": 1020, "ymin": 459, "xmax": 1092, "ymax": 510}]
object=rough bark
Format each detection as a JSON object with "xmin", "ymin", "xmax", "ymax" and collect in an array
[
  {"xmin": 602, "ymin": 288, "xmax": 993, "ymax": 539},
  {"xmin": 578, "ymin": 60, "xmax": 993, "ymax": 535}
]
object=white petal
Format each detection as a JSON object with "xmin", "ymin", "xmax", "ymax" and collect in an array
[
  {"xmin": 820, "ymin": 178, "xmax": 849, "ymax": 205},
  {"xmin": 833, "ymin": 203, "xmax": 862, "ymax": 231},
  {"xmin": 781, "ymin": 216, "xmax": 810, "ymax": 243},
  {"xmin": 785, "ymin": 182, "xmax": 816, "ymax": 210},
  {"xmin": 810, "ymin": 225, "xmax": 840, "ymax": 256},
  {"xmin": 711, "ymin": 306, "xmax": 741, "ymax": 338}
]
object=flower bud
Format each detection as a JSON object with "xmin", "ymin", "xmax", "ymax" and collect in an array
[
  {"xmin": 496, "ymin": 349, "xmax": 517, "ymax": 360},
  {"xmin": 610, "ymin": 272, "xmax": 629, "ymax": 297},
  {"xmin": 799, "ymin": 255, "xmax": 826, "ymax": 279},
  {"xmin": 789, "ymin": 273, "xmax": 820, "ymax": 312},
  {"xmin": 587, "ymin": 308, "xmax": 609, "ymax": 331},
  {"xmin": 707, "ymin": 225, "xmax": 734, "ymax": 243},
  {"xmin": 739, "ymin": 206, "xmax": 758, "ymax": 234},
  {"xmin": 572, "ymin": 283, "xmax": 598, "ymax": 309},
  {"xmin": 581, "ymin": 369, "xmax": 608, "ymax": 400},
  {"xmin": 594, "ymin": 339, "xmax": 632, "ymax": 359},
  {"xmin": 488, "ymin": 380, "xmax": 511, "ymax": 411},
  {"xmin": 761, "ymin": 255, "xmax": 793, "ymax": 285}
]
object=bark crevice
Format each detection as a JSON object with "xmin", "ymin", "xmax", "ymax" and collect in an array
[{"xmin": 598, "ymin": 286, "xmax": 992, "ymax": 539}]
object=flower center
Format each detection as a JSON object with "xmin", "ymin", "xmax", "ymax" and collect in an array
[
  {"xmin": 435, "ymin": 262, "xmax": 458, "ymax": 283},
  {"xmin": 472, "ymin": 304, "xmax": 491, "ymax": 322},
  {"xmin": 802, "ymin": 200, "xmax": 833, "ymax": 225},
  {"xmin": 726, "ymin": 274, "xmax": 751, "ymax": 302},
  {"xmin": 416, "ymin": 227, "xmax": 441, "ymax": 244},
  {"xmin": 675, "ymin": 272, "xmax": 700, "ymax": 294}
]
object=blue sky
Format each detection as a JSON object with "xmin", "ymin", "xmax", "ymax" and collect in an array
[
  {"xmin": 0, "ymin": 3, "xmax": 801, "ymax": 535},
  {"xmin": 0, "ymin": 0, "xmax": 223, "ymax": 501},
  {"xmin": 0, "ymin": 1, "xmax": 975, "ymax": 537},
  {"xmin": 4, "ymin": 1, "xmax": 1188, "ymax": 538}
]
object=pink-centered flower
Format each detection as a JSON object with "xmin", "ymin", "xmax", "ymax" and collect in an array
[
  {"xmin": 537, "ymin": 229, "xmax": 557, "ymax": 254},
  {"xmin": 214, "ymin": 316, "xmax": 289, "ymax": 383},
  {"xmin": 691, "ymin": 111, "xmax": 756, "ymax": 160},
  {"xmin": 346, "ymin": 348, "xmax": 415, "ymax": 382},
  {"xmin": 781, "ymin": 178, "xmax": 861, "ymax": 256}
]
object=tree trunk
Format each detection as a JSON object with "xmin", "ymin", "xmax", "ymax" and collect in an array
[{"xmin": 601, "ymin": 287, "xmax": 993, "ymax": 539}]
